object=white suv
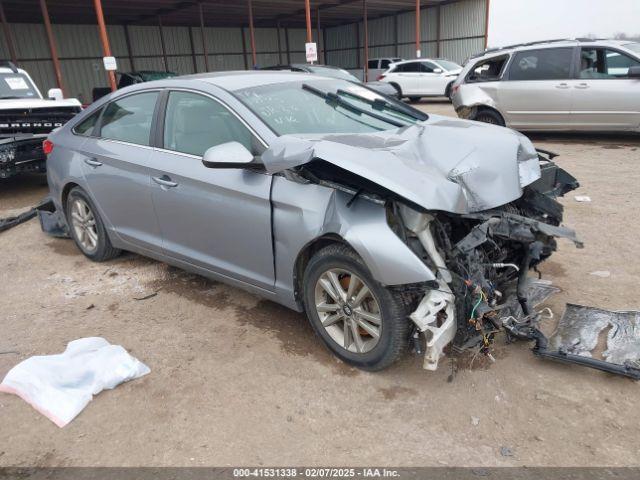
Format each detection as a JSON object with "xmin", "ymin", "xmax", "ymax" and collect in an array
[
  {"xmin": 379, "ymin": 58, "xmax": 462, "ymax": 101},
  {"xmin": 451, "ymin": 39, "xmax": 640, "ymax": 131}
]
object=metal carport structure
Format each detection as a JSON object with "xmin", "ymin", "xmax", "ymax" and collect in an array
[{"xmin": 0, "ymin": 0, "xmax": 489, "ymax": 102}]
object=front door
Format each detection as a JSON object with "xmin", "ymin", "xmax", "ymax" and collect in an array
[
  {"xmin": 498, "ymin": 47, "xmax": 575, "ymax": 129},
  {"xmin": 150, "ymin": 90, "xmax": 274, "ymax": 290},
  {"xmin": 571, "ymin": 47, "xmax": 640, "ymax": 129},
  {"xmin": 80, "ymin": 90, "xmax": 163, "ymax": 252},
  {"xmin": 418, "ymin": 61, "xmax": 449, "ymax": 95}
]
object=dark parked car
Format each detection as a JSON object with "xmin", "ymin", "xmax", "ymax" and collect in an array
[
  {"xmin": 261, "ymin": 64, "xmax": 400, "ymax": 98},
  {"xmin": 92, "ymin": 70, "xmax": 178, "ymax": 102}
]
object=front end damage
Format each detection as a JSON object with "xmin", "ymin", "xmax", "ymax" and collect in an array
[{"xmin": 390, "ymin": 156, "xmax": 582, "ymax": 371}]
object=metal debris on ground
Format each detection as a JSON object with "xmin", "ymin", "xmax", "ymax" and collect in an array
[{"xmin": 549, "ymin": 304, "xmax": 640, "ymax": 367}]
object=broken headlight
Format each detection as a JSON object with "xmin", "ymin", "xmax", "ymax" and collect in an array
[{"xmin": 516, "ymin": 135, "xmax": 540, "ymax": 188}]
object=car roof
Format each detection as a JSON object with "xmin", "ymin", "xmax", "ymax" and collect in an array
[
  {"xmin": 470, "ymin": 38, "xmax": 638, "ymax": 61},
  {"xmin": 178, "ymin": 70, "xmax": 338, "ymax": 91},
  {"xmin": 392, "ymin": 58, "xmax": 438, "ymax": 65}
]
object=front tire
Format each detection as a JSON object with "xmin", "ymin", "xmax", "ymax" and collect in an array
[
  {"xmin": 473, "ymin": 108, "xmax": 505, "ymax": 126},
  {"xmin": 66, "ymin": 187, "xmax": 121, "ymax": 262},
  {"xmin": 302, "ymin": 244, "xmax": 411, "ymax": 371}
]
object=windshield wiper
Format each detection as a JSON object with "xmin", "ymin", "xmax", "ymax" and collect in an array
[
  {"xmin": 336, "ymin": 88, "xmax": 428, "ymax": 122},
  {"xmin": 302, "ymin": 83, "xmax": 405, "ymax": 128}
]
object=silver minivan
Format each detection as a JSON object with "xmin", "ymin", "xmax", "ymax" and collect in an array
[{"xmin": 451, "ymin": 39, "xmax": 640, "ymax": 131}]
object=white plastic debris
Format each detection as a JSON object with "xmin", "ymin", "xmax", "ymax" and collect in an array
[
  {"xmin": 574, "ymin": 195, "xmax": 591, "ymax": 202},
  {"xmin": 590, "ymin": 270, "xmax": 611, "ymax": 278},
  {"xmin": 0, "ymin": 337, "xmax": 150, "ymax": 427}
]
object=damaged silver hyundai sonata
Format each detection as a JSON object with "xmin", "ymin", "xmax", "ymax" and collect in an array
[{"xmin": 45, "ymin": 71, "xmax": 585, "ymax": 373}]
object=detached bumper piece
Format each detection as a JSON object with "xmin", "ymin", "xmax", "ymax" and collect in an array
[
  {"xmin": 0, "ymin": 197, "xmax": 68, "ymax": 237},
  {"xmin": 0, "ymin": 135, "xmax": 47, "ymax": 179},
  {"xmin": 504, "ymin": 321, "xmax": 640, "ymax": 381}
]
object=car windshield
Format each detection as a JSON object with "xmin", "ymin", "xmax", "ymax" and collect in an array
[
  {"xmin": 0, "ymin": 72, "xmax": 39, "ymax": 99},
  {"xmin": 435, "ymin": 59, "xmax": 462, "ymax": 71},
  {"xmin": 304, "ymin": 66, "xmax": 360, "ymax": 83},
  {"xmin": 625, "ymin": 43, "xmax": 640, "ymax": 55},
  {"xmin": 235, "ymin": 79, "xmax": 422, "ymax": 135}
]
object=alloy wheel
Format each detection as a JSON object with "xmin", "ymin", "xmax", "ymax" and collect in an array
[
  {"xmin": 70, "ymin": 197, "xmax": 98, "ymax": 253},
  {"xmin": 314, "ymin": 268, "xmax": 382, "ymax": 354}
]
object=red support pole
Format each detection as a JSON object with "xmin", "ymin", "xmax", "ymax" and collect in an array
[
  {"xmin": 247, "ymin": 0, "xmax": 257, "ymax": 68},
  {"xmin": 158, "ymin": 15, "xmax": 168, "ymax": 72},
  {"xmin": 363, "ymin": 0, "xmax": 368, "ymax": 81},
  {"xmin": 0, "ymin": 1, "xmax": 18, "ymax": 66},
  {"xmin": 415, "ymin": 0, "xmax": 421, "ymax": 58},
  {"xmin": 39, "ymin": 0, "xmax": 66, "ymax": 95},
  {"xmin": 304, "ymin": 0, "xmax": 312, "ymax": 44},
  {"xmin": 198, "ymin": 2, "xmax": 210, "ymax": 71},
  {"xmin": 93, "ymin": 0, "xmax": 117, "ymax": 92},
  {"xmin": 484, "ymin": 0, "xmax": 491, "ymax": 49},
  {"xmin": 316, "ymin": 6, "xmax": 322, "ymax": 64}
]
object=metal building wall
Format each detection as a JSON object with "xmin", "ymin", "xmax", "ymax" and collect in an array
[
  {"xmin": 325, "ymin": 0, "xmax": 487, "ymax": 71},
  {"xmin": 0, "ymin": 0, "xmax": 484, "ymax": 101}
]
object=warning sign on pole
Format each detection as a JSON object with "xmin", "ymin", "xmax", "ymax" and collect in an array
[{"xmin": 305, "ymin": 42, "xmax": 318, "ymax": 63}]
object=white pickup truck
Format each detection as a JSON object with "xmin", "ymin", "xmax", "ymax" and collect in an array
[{"xmin": 0, "ymin": 62, "xmax": 81, "ymax": 179}]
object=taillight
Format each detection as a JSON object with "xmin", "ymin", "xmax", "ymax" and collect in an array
[
  {"xmin": 377, "ymin": 74, "xmax": 385, "ymax": 81},
  {"xmin": 43, "ymin": 139, "xmax": 54, "ymax": 155},
  {"xmin": 452, "ymin": 85, "xmax": 460, "ymax": 95}
]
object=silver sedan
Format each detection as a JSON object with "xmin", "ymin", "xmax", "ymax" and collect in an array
[{"xmin": 45, "ymin": 71, "xmax": 579, "ymax": 372}]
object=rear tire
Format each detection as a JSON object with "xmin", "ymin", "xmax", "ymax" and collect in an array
[
  {"xmin": 66, "ymin": 186, "xmax": 121, "ymax": 262},
  {"xmin": 444, "ymin": 81, "xmax": 454, "ymax": 101},
  {"xmin": 473, "ymin": 108, "xmax": 505, "ymax": 126},
  {"xmin": 302, "ymin": 244, "xmax": 411, "ymax": 371},
  {"xmin": 408, "ymin": 96, "xmax": 422, "ymax": 103}
]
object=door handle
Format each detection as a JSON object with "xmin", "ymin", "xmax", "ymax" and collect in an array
[
  {"xmin": 555, "ymin": 83, "xmax": 570, "ymax": 89},
  {"xmin": 152, "ymin": 175, "xmax": 178, "ymax": 188},
  {"xmin": 84, "ymin": 158, "xmax": 102, "ymax": 167},
  {"xmin": 574, "ymin": 83, "xmax": 589, "ymax": 89}
]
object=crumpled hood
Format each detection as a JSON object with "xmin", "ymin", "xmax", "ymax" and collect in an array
[{"xmin": 262, "ymin": 114, "xmax": 541, "ymax": 214}]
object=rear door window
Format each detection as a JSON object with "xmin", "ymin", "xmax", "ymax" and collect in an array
[
  {"xmin": 367, "ymin": 60, "xmax": 378, "ymax": 69},
  {"xmin": 580, "ymin": 48, "xmax": 640, "ymax": 78},
  {"xmin": 396, "ymin": 62, "xmax": 421, "ymax": 73},
  {"xmin": 508, "ymin": 48, "xmax": 573, "ymax": 81},
  {"xmin": 99, "ymin": 91, "xmax": 158, "ymax": 146}
]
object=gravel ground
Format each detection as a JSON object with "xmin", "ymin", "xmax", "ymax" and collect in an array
[{"xmin": 0, "ymin": 100, "xmax": 639, "ymax": 467}]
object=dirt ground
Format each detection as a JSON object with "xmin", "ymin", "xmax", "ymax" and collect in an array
[{"xmin": 1, "ymin": 100, "xmax": 639, "ymax": 468}]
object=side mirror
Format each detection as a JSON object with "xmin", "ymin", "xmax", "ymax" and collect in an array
[
  {"xmin": 202, "ymin": 141, "xmax": 255, "ymax": 169},
  {"xmin": 433, "ymin": 68, "xmax": 444, "ymax": 74},
  {"xmin": 47, "ymin": 88, "xmax": 64, "ymax": 101},
  {"xmin": 629, "ymin": 66, "xmax": 640, "ymax": 78}
]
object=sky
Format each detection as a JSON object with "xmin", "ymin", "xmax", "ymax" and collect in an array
[{"xmin": 488, "ymin": 0, "xmax": 640, "ymax": 48}]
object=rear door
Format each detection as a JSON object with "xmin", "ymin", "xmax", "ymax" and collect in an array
[
  {"xmin": 79, "ymin": 90, "xmax": 163, "ymax": 252},
  {"xmin": 498, "ymin": 47, "xmax": 575, "ymax": 129},
  {"xmin": 149, "ymin": 89, "xmax": 274, "ymax": 290},
  {"xmin": 571, "ymin": 47, "xmax": 640, "ymax": 129}
]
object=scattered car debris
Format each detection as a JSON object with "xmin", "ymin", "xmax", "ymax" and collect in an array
[
  {"xmin": 589, "ymin": 270, "xmax": 611, "ymax": 278},
  {"xmin": 574, "ymin": 195, "xmax": 592, "ymax": 202},
  {"xmin": 0, "ymin": 207, "xmax": 37, "ymax": 233},
  {"xmin": 500, "ymin": 446, "xmax": 515, "ymax": 457},
  {"xmin": 133, "ymin": 291, "xmax": 159, "ymax": 301},
  {"xmin": 471, "ymin": 416, "xmax": 480, "ymax": 426},
  {"xmin": 549, "ymin": 304, "xmax": 640, "ymax": 368},
  {"xmin": 0, "ymin": 337, "xmax": 150, "ymax": 427},
  {"xmin": 0, "ymin": 197, "xmax": 68, "ymax": 236}
]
